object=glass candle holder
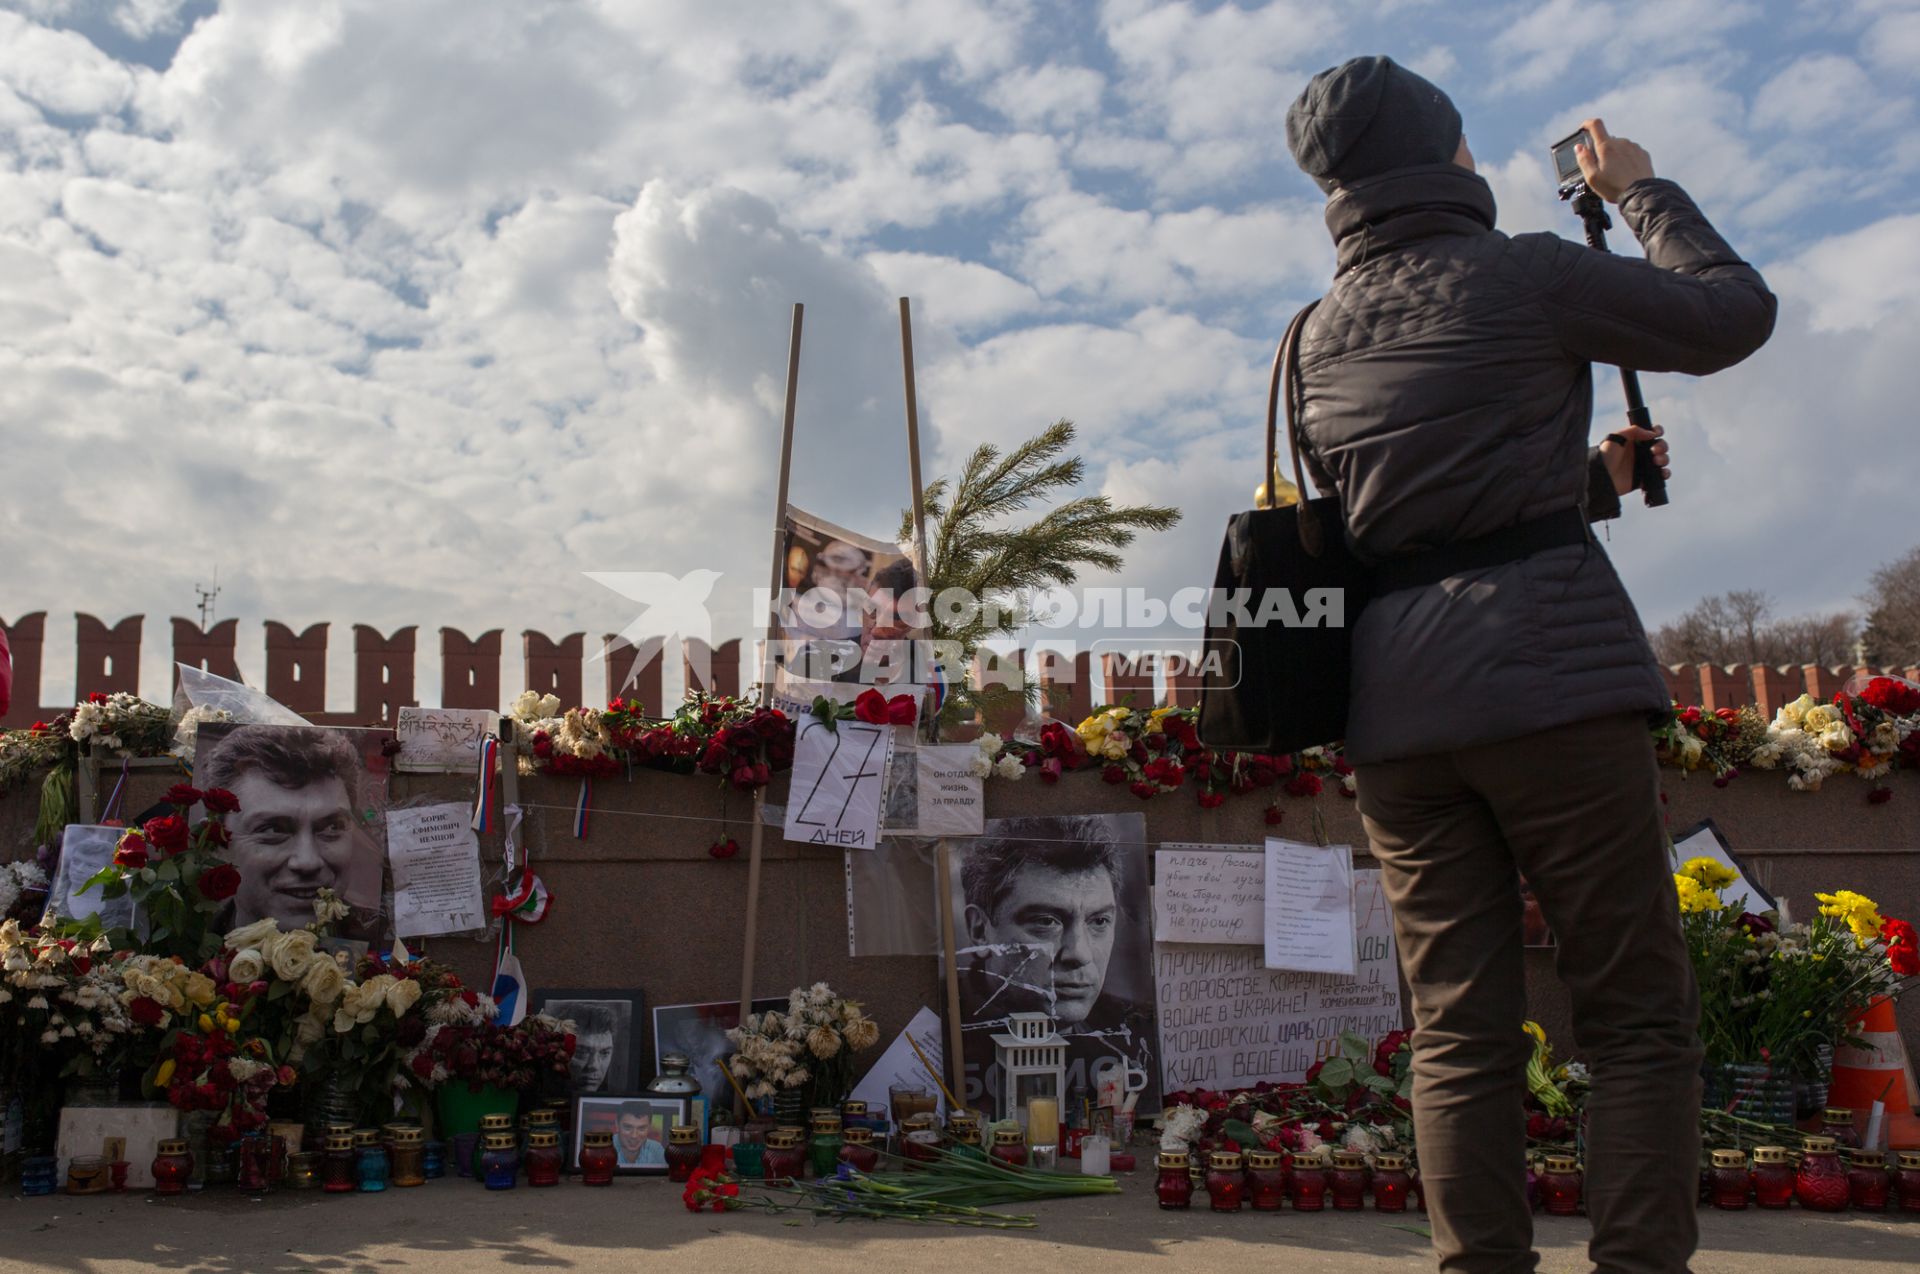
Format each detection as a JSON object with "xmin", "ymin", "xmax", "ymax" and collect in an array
[
  {"xmin": 203, "ymin": 1138, "xmax": 236, "ymax": 1189},
  {"xmin": 805, "ymin": 1117, "xmax": 843, "ymax": 1180},
  {"xmin": 901, "ymin": 1128, "xmax": 943, "ymax": 1169},
  {"xmin": 839, "ymin": 1127, "xmax": 880, "ymax": 1174},
  {"xmin": 473, "ymin": 1114, "xmax": 513, "ymax": 1178},
  {"xmin": 1820, "ymin": 1107, "xmax": 1860, "ymax": 1150},
  {"xmin": 355, "ymin": 1132, "xmax": 389, "ymax": 1193},
  {"xmin": 1329, "ymin": 1150, "xmax": 1368, "ymax": 1211},
  {"xmin": 1289, "ymin": 1150, "xmax": 1329, "ymax": 1212},
  {"xmin": 235, "ymin": 1135, "xmax": 272, "ymax": 1195},
  {"xmin": 1540, "ymin": 1155, "xmax": 1582, "ymax": 1217},
  {"xmin": 1894, "ymin": 1151, "xmax": 1920, "ymax": 1213},
  {"xmin": 423, "ymin": 1140, "xmax": 446, "ymax": 1179},
  {"xmin": 1244, "ymin": 1149, "xmax": 1286, "ymax": 1211},
  {"xmin": 20, "ymin": 1155, "xmax": 57, "ymax": 1197},
  {"xmin": 151, "ymin": 1140, "xmax": 192, "ymax": 1197},
  {"xmin": 1081, "ymin": 1134, "xmax": 1112, "ymax": 1177},
  {"xmin": 1751, "ymin": 1146, "xmax": 1793, "ymax": 1208},
  {"xmin": 730, "ymin": 1139, "xmax": 765, "ymax": 1180},
  {"xmin": 1845, "ymin": 1148, "xmax": 1890, "ymax": 1212},
  {"xmin": 450, "ymin": 1133, "xmax": 478, "ymax": 1179},
  {"xmin": 580, "ymin": 1131, "xmax": 617, "ymax": 1186},
  {"xmin": 389, "ymin": 1127, "xmax": 426, "ymax": 1188},
  {"xmin": 286, "ymin": 1151, "xmax": 320, "ymax": 1190},
  {"xmin": 667, "ymin": 1125, "xmax": 704, "ymax": 1183},
  {"xmin": 1156, "ymin": 1151, "xmax": 1193, "ymax": 1210},
  {"xmin": 1206, "ymin": 1151, "xmax": 1246, "ymax": 1212},
  {"xmin": 525, "ymin": 1130, "xmax": 562, "ymax": 1187},
  {"xmin": 989, "ymin": 1127, "xmax": 1029, "ymax": 1169},
  {"xmin": 321, "ymin": 1134, "xmax": 356, "ymax": 1193},
  {"xmin": 1708, "ymin": 1149, "xmax": 1749, "ymax": 1210},
  {"xmin": 763, "ymin": 1129, "xmax": 807, "ymax": 1183},
  {"xmin": 480, "ymin": 1132, "xmax": 519, "ymax": 1190},
  {"xmin": 1795, "ymin": 1136, "xmax": 1849, "ymax": 1213},
  {"xmin": 1372, "ymin": 1152, "xmax": 1411, "ymax": 1213}
]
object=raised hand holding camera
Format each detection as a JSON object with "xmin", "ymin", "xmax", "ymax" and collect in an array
[{"xmin": 1553, "ymin": 116, "xmax": 1669, "ymax": 507}]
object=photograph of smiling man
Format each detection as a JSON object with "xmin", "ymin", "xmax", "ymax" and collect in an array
[
  {"xmin": 949, "ymin": 812, "xmax": 1159, "ymax": 1114},
  {"xmin": 192, "ymin": 722, "xmax": 388, "ymax": 941}
]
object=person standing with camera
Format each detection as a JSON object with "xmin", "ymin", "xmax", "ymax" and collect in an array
[{"xmin": 1283, "ymin": 57, "xmax": 1775, "ymax": 1273}]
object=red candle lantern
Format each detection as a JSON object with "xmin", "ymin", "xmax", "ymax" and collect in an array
[
  {"xmin": 1707, "ymin": 1149, "xmax": 1749, "ymax": 1210},
  {"xmin": 1206, "ymin": 1151, "xmax": 1246, "ymax": 1212},
  {"xmin": 151, "ymin": 1139, "xmax": 192, "ymax": 1197},
  {"xmin": 1750, "ymin": 1146, "xmax": 1794, "ymax": 1209},
  {"xmin": 1371, "ymin": 1152, "xmax": 1411, "ymax": 1212},
  {"xmin": 1244, "ymin": 1150, "xmax": 1287, "ymax": 1211},
  {"xmin": 839, "ymin": 1128, "xmax": 880, "ymax": 1174},
  {"xmin": 1329, "ymin": 1149, "xmax": 1368, "ymax": 1211},
  {"xmin": 1845, "ymin": 1148, "xmax": 1890, "ymax": 1212},
  {"xmin": 1288, "ymin": 1149, "xmax": 1329, "ymax": 1212},
  {"xmin": 579, "ymin": 1131, "xmax": 616, "ymax": 1186},
  {"xmin": 763, "ymin": 1129, "xmax": 807, "ymax": 1183},
  {"xmin": 1819, "ymin": 1107, "xmax": 1860, "ymax": 1150},
  {"xmin": 665, "ymin": 1126, "xmax": 702, "ymax": 1184},
  {"xmin": 1156, "ymin": 1151, "xmax": 1194, "ymax": 1210},
  {"xmin": 525, "ymin": 1131, "xmax": 563, "ymax": 1187},
  {"xmin": 989, "ymin": 1127, "xmax": 1030, "ymax": 1169},
  {"xmin": 1539, "ymin": 1155, "xmax": 1583, "ymax": 1217},
  {"xmin": 1795, "ymin": 1136, "xmax": 1849, "ymax": 1212},
  {"xmin": 1894, "ymin": 1151, "xmax": 1920, "ymax": 1213}
]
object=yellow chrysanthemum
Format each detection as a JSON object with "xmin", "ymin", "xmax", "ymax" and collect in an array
[
  {"xmin": 1674, "ymin": 875, "xmax": 1723, "ymax": 914},
  {"xmin": 1815, "ymin": 890, "xmax": 1884, "ymax": 946},
  {"xmin": 1679, "ymin": 857, "xmax": 1737, "ymax": 891}
]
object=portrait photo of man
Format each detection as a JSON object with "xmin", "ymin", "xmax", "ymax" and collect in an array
[
  {"xmin": 534, "ymin": 992, "xmax": 638, "ymax": 1096},
  {"xmin": 193, "ymin": 723, "xmax": 386, "ymax": 936},
  {"xmin": 614, "ymin": 1101, "xmax": 666, "ymax": 1167},
  {"xmin": 950, "ymin": 812, "xmax": 1159, "ymax": 1113}
]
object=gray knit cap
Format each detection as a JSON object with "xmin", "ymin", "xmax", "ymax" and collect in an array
[{"xmin": 1285, "ymin": 56, "xmax": 1463, "ymax": 193}]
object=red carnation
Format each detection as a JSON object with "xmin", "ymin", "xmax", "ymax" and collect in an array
[
  {"xmin": 1263, "ymin": 805, "xmax": 1284, "ymax": 826},
  {"xmin": 143, "ymin": 815, "xmax": 190, "ymax": 857},
  {"xmin": 164, "ymin": 783, "xmax": 203, "ymax": 809},
  {"xmin": 1884, "ymin": 918, "xmax": 1919, "ymax": 977},
  {"xmin": 1128, "ymin": 781, "xmax": 1157, "ymax": 799},
  {"xmin": 1284, "ymin": 771, "xmax": 1323, "ymax": 798},
  {"xmin": 200, "ymin": 787, "xmax": 240, "ymax": 815},
  {"xmin": 128, "ymin": 995, "xmax": 165, "ymax": 1026},
  {"xmin": 197, "ymin": 863, "xmax": 241, "ymax": 902},
  {"xmin": 1863, "ymin": 677, "xmax": 1920, "ymax": 716},
  {"xmin": 1102, "ymin": 764, "xmax": 1126, "ymax": 784},
  {"xmin": 709, "ymin": 838, "xmax": 740, "ymax": 860},
  {"xmin": 1198, "ymin": 791, "xmax": 1225, "ymax": 809},
  {"xmin": 113, "ymin": 831, "xmax": 150, "ymax": 869}
]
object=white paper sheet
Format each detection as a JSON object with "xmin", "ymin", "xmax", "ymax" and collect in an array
[
  {"xmin": 1153, "ymin": 843, "xmax": 1265, "ymax": 945},
  {"xmin": 1669, "ymin": 821, "xmax": 1772, "ymax": 916},
  {"xmin": 386, "ymin": 802, "xmax": 487, "ymax": 938},
  {"xmin": 883, "ymin": 743, "xmax": 985, "ymax": 837},
  {"xmin": 1263, "ymin": 837, "xmax": 1357, "ymax": 976},
  {"xmin": 394, "ymin": 707, "xmax": 495, "ymax": 773},
  {"xmin": 1156, "ymin": 869, "xmax": 1399, "ymax": 1090},
  {"xmin": 849, "ymin": 1005, "xmax": 948, "ymax": 1119},
  {"xmin": 784, "ymin": 711, "xmax": 891, "ymax": 849}
]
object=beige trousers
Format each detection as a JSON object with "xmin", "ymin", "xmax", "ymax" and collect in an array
[{"xmin": 1356, "ymin": 712, "xmax": 1702, "ymax": 1274}]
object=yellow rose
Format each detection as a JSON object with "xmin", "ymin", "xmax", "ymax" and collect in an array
[
  {"xmin": 1102, "ymin": 736, "xmax": 1128, "ymax": 761},
  {"xmin": 1778, "ymin": 694, "xmax": 1815, "ymax": 727},
  {"xmin": 183, "ymin": 972, "xmax": 217, "ymax": 1007},
  {"xmin": 1801, "ymin": 704, "xmax": 1838, "ymax": 733}
]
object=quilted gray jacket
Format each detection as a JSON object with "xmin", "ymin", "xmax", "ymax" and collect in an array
[{"xmin": 1296, "ymin": 164, "xmax": 1776, "ymax": 764}]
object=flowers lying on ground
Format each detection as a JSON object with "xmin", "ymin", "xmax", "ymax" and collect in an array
[{"xmin": 1744, "ymin": 682, "xmax": 1920, "ymax": 797}]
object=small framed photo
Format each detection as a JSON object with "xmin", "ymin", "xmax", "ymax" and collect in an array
[
  {"xmin": 570, "ymin": 1094, "xmax": 690, "ymax": 1174},
  {"xmin": 532, "ymin": 989, "xmax": 644, "ymax": 1096}
]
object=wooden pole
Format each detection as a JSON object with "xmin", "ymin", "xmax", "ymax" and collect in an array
[
  {"xmin": 898, "ymin": 297, "xmax": 932, "ymax": 576},
  {"xmin": 934, "ymin": 837, "xmax": 968, "ymax": 1115},
  {"xmin": 736, "ymin": 303, "xmax": 803, "ymax": 1117}
]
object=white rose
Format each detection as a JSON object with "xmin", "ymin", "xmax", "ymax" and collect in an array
[
  {"xmin": 301, "ymin": 959, "xmax": 347, "ymax": 1006},
  {"xmin": 227, "ymin": 948, "xmax": 266, "ymax": 984},
  {"xmin": 224, "ymin": 919, "xmax": 280, "ymax": 951},
  {"xmin": 385, "ymin": 978, "xmax": 423, "ymax": 1017},
  {"xmin": 269, "ymin": 929, "xmax": 318, "ymax": 983}
]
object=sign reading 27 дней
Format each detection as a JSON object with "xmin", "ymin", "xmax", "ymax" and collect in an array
[{"xmin": 783, "ymin": 710, "xmax": 892, "ymax": 850}]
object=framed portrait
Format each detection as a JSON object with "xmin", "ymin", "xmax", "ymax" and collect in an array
[
  {"xmin": 533, "ymin": 989, "xmax": 643, "ymax": 1096},
  {"xmin": 652, "ymin": 998, "xmax": 785, "ymax": 1119},
  {"xmin": 569, "ymin": 1094, "xmax": 690, "ymax": 1174}
]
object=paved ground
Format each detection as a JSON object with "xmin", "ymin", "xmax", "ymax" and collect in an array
[{"xmin": 0, "ymin": 1180, "xmax": 1915, "ymax": 1272}]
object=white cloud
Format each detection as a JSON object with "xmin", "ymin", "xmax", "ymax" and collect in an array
[
  {"xmin": 865, "ymin": 251, "xmax": 1043, "ymax": 332},
  {"xmin": 0, "ymin": 12, "xmax": 139, "ymax": 116},
  {"xmin": 1766, "ymin": 212, "xmax": 1920, "ymax": 332},
  {"xmin": 1753, "ymin": 54, "xmax": 1890, "ymax": 134}
]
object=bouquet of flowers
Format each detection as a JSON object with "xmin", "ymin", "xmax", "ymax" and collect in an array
[
  {"xmin": 413, "ymin": 1013, "xmax": 575, "ymax": 1094},
  {"xmin": 631, "ymin": 692, "xmax": 793, "ymax": 790},
  {"xmin": 1652, "ymin": 703, "xmax": 1768, "ymax": 785},
  {"xmin": 77, "ymin": 783, "xmax": 243, "ymax": 964},
  {"xmin": 0, "ymin": 921, "xmax": 145, "ymax": 1088},
  {"xmin": 510, "ymin": 691, "xmax": 622, "ymax": 778},
  {"xmin": 67, "ymin": 691, "xmax": 171, "ymax": 758},
  {"xmin": 726, "ymin": 982, "xmax": 880, "ymax": 1111},
  {"xmin": 1747, "ymin": 680, "xmax": 1920, "ymax": 797}
]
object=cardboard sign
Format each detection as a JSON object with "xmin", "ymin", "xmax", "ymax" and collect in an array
[
  {"xmin": 784, "ymin": 711, "xmax": 891, "ymax": 849},
  {"xmin": 394, "ymin": 707, "xmax": 495, "ymax": 773}
]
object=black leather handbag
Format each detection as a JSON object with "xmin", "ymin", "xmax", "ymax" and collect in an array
[{"xmin": 1196, "ymin": 301, "xmax": 1373, "ymax": 753}]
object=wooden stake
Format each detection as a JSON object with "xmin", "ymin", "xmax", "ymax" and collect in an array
[{"xmin": 736, "ymin": 303, "xmax": 804, "ymax": 1117}]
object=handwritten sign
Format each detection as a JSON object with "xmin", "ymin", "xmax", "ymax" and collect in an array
[
  {"xmin": 386, "ymin": 802, "xmax": 487, "ymax": 937},
  {"xmin": 784, "ymin": 712, "xmax": 891, "ymax": 849},
  {"xmin": 1156, "ymin": 869, "xmax": 1399, "ymax": 1091},
  {"xmin": 884, "ymin": 744, "xmax": 984, "ymax": 837},
  {"xmin": 1153, "ymin": 844, "xmax": 1264, "ymax": 945},
  {"xmin": 394, "ymin": 708, "xmax": 495, "ymax": 773},
  {"xmin": 1264, "ymin": 838, "xmax": 1357, "ymax": 976}
]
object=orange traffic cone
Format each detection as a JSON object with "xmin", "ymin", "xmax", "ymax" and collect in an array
[{"xmin": 1829, "ymin": 996, "xmax": 1920, "ymax": 1149}]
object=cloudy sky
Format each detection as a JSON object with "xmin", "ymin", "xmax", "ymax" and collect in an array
[{"xmin": 2, "ymin": 0, "xmax": 1916, "ymax": 708}]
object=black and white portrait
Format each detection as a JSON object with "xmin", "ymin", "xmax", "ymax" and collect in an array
[
  {"xmin": 192, "ymin": 723, "xmax": 388, "ymax": 938},
  {"xmin": 652, "ymin": 998, "xmax": 784, "ymax": 1113},
  {"xmin": 947, "ymin": 812, "xmax": 1160, "ymax": 1114},
  {"xmin": 535, "ymin": 990, "xmax": 641, "ymax": 1095}
]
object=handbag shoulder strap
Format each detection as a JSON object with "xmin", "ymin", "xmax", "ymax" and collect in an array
[{"xmin": 1264, "ymin": 299, "xmax": 1330, "ymax": 555}]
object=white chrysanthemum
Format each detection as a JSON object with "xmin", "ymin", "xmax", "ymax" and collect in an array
[
  {"xmin": 994, "ymin": 754, "xmax": 1025, "ymax": 781},
  {"xmin": 975, "ymin": 732, "xmax": 1003, "ymax": 757}
]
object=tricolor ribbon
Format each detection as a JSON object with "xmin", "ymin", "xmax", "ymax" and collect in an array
[
  {"xmin": 490, "ymin": 870, "xmax": 552, "ymax": 924},
  {"xmin": 573, "ymin": 777, "xmax": 591, "ymax": 839},
  {"xmin": 470, "ymin": 736, "xmax": 499, "ymax": 833}
]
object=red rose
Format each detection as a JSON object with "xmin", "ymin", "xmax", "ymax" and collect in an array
[
  {"xmin": 1128, "ymin": 781, "xmax": 1157, "ymax": 799},
  {"xmin": 853, "ymin": 689, "xmax": 889, "ymax": 725},
  {"xmin": 1863, "ymin": 677, "xmax": 1920, "ymax": 715},
  {"xmin": 113, "ymin": 831, "xmax": 150, "ymax": 869},
  {"xmin": 1102, "ymin": 764, "xmax": 1126, "ymax": 784},
  {"xmin": 1284, "ymin": 771, "xmax": 1323, "ymax": 798},
  {"xmin": 164, "ymin": 783, "xmax": 203, "ymax": 809},
  {"xmin": 1039, "ymin": 757, "xmax": 1063, "ymax": 784},
  {"xmin": 200, "ymin": 787, "xmax": 240, "ymax": 815},
  {"xmin": 197, "ymin": 863, "xmax": 241, "ymax": 902},
  {"xmin": 1198, "ymin": 791, "xmax": 1225, "ymax": 809},
  {"xmin": 128, "ymin": 996, "xmax": 165, "ymax": 1026},
  {"xmin": 1868, "ymin": 785, "xmax": 1894, "ymax": 806},
  {"xmin": 143, "ymin": 815, "xmax": 190, "ymax": 857},
  {"xmin": 1263, "ymin": 805, "xmax": 1284, "ymax": 826}
]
